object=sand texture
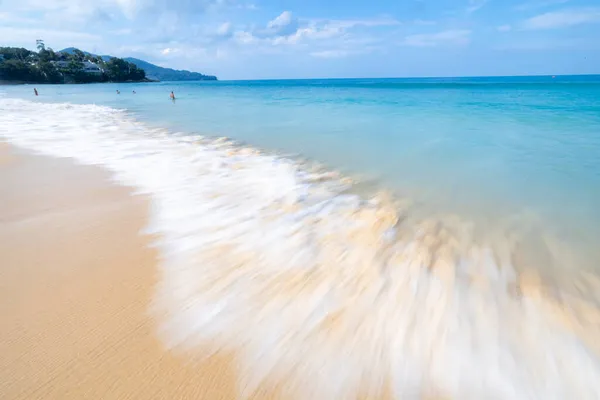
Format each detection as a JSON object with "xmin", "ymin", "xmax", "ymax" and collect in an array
[{"xmin": 0, "ymin": 145, "xmax": 239, "ymax": 399}]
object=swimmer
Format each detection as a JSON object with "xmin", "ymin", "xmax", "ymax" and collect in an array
[
  {"xmin": 33, "ymin": 88, "xmax": 38, "ymax": 96},
  {"xmin": 116, "ymin": 90, "xmax": 120, "ymax": 94},
  {"xmin": 170, "ymin": 91, "xmax": 175, "ymax": 100}
]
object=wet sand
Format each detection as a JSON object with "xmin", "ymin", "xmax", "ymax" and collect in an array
[{"xmin": 0, "ymin": 144, "xmax": 239, "ymax": 399}]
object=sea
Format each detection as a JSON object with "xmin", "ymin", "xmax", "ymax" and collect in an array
[{"xmin": 2, "ymin": 75, "xmax": 600, "ymax": 399}]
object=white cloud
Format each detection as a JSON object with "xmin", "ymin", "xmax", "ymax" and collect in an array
[
  {"xmin": 268, "ymin": 11, "xmax": 293, "ymax": 29},
  {"xmin": 309, "ymin": 45, "xmax": 378, "ymax": 58},
  {"xmin": 114, "ymin": 0, "xmax": 143, "ymax": 19},
  {"xmin": 260, "ymin": 11, "xmax": 299, "ymax": 37},
  {"xmin": 522, "ymin": 8, "xmax": 600, "ymax": 30},
  {"xmin": 2, "ymin": 0, "xmax": 75, "ymax": 12},
  {"xmin": 217, "ymin": 22, "xmax": 233, "ymax": 36},
  {"xmin": 234, "ymin": 31, "xmax": 257, "ymax": 44},
  {"xmin": 0, "ymin": 26, "xmax": 101, "ymax": 49},
  {"xmin": 402, "ymin": 29, "xmax": 471, "ymax": 47},
  {"xmin": 272, "ymin": 25, "xmax": 342, "ymax": 45},
  {"xmin": 1, "ymin": 0, "xmax": 243, "ymax": 23},
  {"xmin": 3, "ymin": 0, "xmax": 136, "ymax": 20},
  {"xmin": 467, "ymin": 0, "xmax": 488, "ymax": 13},
  {"xmin": 514, "ymin": 0, "xmax": 570, "ymax": 11},
  {"xmin": 0, "ymin": 11, "xmax": 38, "ymax": 24},
  {"xmin": 497, "ymin": 24, "xmax": 512, "ymax": 31},
  {"xmin": 237, "ymin": 15, "xmax": 398, "ymax": 47},
  {"xmin": 322, "ymin": 17, "xmax": 400, "ymax": 29},
  {"xmin": 310, "ymin": 50, "xmax": 352, "ymax": 58},
  {"xmin": 0, "ymin": 3, "xmax": 404, "ymax": 77},
  {"xmin": 413, "ymin": 19, "xmax": 437, "ymax": 26}
]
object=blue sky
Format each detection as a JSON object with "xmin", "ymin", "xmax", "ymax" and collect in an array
[{"xmin": 1, "ymin": 0, "xmax": 599, "ymax": 79}]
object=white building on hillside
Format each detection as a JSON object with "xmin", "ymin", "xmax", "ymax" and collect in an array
[
  {"xmin": 52, "ymin": 61, "xmax": 70, "ymax": 68},
  {"xmin": 83, "ymin": 61, "xmax": 103, "ymax": 74},
  {"xmin": 51, "ymin": 60, "xmax": 104, "ymax": 74}
]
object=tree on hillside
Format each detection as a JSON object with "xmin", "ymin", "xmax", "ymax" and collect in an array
[
  {"xmin": 104, "ymin": 57, "xmax": 128, "ymax": 81},
  {"xmin": 0, "ymin": 59, "xmax": 40, "ymax": 81},
  {"xmin": 38, "ymin": 48, "xmax": 57, "ymax": 62},
  {"xmin": 36, "ymin": 39, "xmax": 45, "ymax": 51},
  {"xmin": 66, "ymin": 60, "xmax": 84, "ymax": 75},
  {"xmin": 127, "ymin": 62, "xmax": 146, "ymax": 81},
  {"xmin": 36, "ymin": 61, "xmax": 62, "ymax": 83},
  {"xmin": 101, "ymin": 58, "xmax": 145, "ymax": 81},
  {"xmin": 54, "ymin": 51, "xmax": 65, "ymax": 61},
  {"xmin": 1, "ymin": 45, "xmax": 148, "ymax": 83},
  {"xmin": 0, "ymin": 47, "xmax": 35, "ymax": 62},
  {"xmin": 72, "ymin": 49, "xmax": 86, "ymax": 62}
]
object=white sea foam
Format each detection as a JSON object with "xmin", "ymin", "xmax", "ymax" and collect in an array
[{"xmin": 2, "ymin": 98, "xmax": 600, "ymax": 399}]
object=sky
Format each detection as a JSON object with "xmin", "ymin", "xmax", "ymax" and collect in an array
[{"xmin": 0, "ymin": 0, "xmax": 599, "ymax": 79}]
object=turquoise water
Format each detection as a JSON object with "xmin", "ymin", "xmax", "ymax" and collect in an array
[
  {"xmin": 5, "ymin": 76, "xmax": 600, "ymax": 236},
  {"xmin": 4, "ymin": 76, "xmax": 600, "ymax": 397}
]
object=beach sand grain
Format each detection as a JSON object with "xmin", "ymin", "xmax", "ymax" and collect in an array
[{"xmin": 0, "ymin": 145, "xmax": 239, "ymax": 400}]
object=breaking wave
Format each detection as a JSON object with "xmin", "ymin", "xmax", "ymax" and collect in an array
[{"xmin": 2, "ymin": 98, "xmax": 600, "ymax": 399}]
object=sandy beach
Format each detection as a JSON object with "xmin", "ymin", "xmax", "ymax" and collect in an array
[
  {"xmin": 0, "ymin": 144, "xmax": 239, "ymax": 399},
  {"xmin": 2, "ymin": 90, "xmax": 600, "ymax": 399}
]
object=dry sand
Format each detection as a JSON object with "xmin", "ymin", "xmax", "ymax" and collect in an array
[{"xmin": 0, "ymin": 144, "xmax": 240, "ymax": 399}]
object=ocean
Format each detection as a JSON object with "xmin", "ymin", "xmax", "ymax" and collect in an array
[{"xmin": 2, "ymin": 76, "xmax": 600, "ymax": 398}]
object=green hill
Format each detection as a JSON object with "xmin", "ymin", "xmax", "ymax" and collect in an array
[
  {"xmin": 60, "ymin": 48, "xmax": 217, "ymax": 81},
  {"xmin": 123, "ymin": 58, "xmax": 217, "ymax": 81},
  {"xmin": 1, "ymin": 46, "xmax": 148, "ymax": 84}
]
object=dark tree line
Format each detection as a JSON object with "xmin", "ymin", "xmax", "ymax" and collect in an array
[{"xmin": 0, "ymin": 44, "xmax": 147, "ymax": 84}]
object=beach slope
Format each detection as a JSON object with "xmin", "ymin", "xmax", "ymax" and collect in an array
[{"xmin": 0, "ymin": 144, "xmax": 237, "ymax": 400}]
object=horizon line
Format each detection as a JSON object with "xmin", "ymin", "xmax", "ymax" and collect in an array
[{"xmin": 197, "ymin": 73, "xmax": 600, "ymax": 82}]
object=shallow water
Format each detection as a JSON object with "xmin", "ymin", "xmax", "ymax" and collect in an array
[
  {"xmin": 2, "ymin": 77, "xmax": 600, "ymax": 398},
  {"xmin": 4, "ymin": 77, "xmax": 600, "ymax": 227}
]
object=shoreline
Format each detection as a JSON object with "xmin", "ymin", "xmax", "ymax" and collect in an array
[
  {"xmin": 0, "ymin": 79, "xmax": 158, "ymax": 85},
  {"xmin": 0, "ymin": 144, "xmax": 241, "ymax": 399},
  {"xmin": 2, "ymin": 96, "xmax": 600, "ymax": 398}
]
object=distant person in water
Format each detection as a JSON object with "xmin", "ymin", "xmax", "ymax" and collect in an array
[
  {"xmin": 133, "ymin": 90, "xmax": 136, "ymax": 94},
  {"xmin": 116, "ymin": 90, "xmax": 120, "ymax": 94},
  {"xmin": 33, "ymin": 88, "xmax": 38, "ymax": 96},
  {"xmin": 170, "ymin": 91, "xmax": 176, "ymax": 100}
]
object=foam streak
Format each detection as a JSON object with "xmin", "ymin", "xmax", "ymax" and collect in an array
[{"xmin": 2, "ymin": 98, "xmax": 600, "ymax": 399}]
